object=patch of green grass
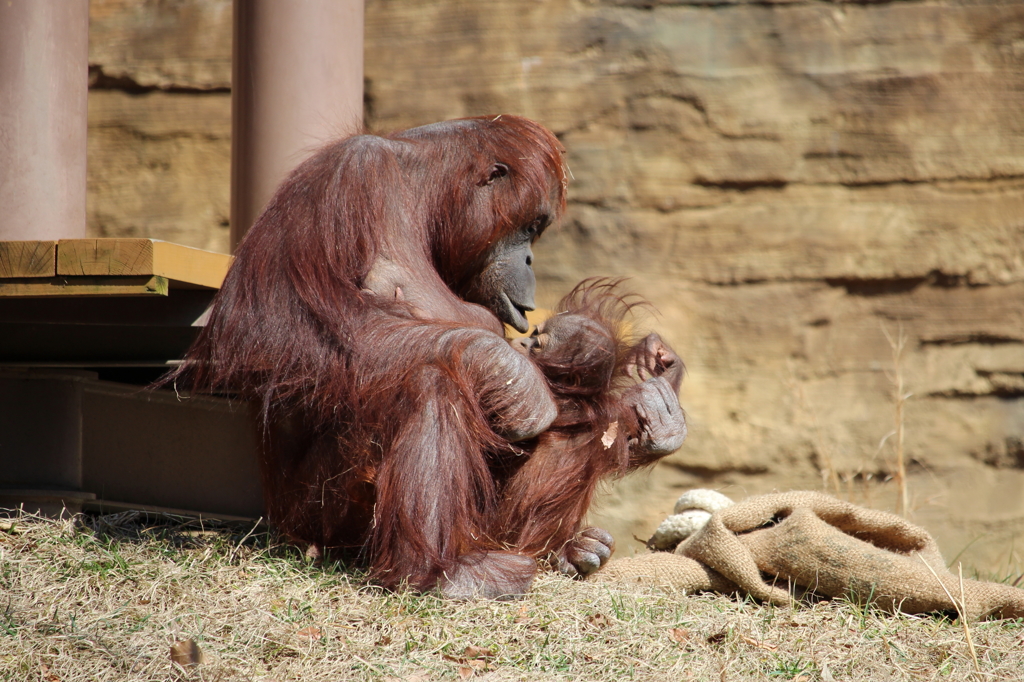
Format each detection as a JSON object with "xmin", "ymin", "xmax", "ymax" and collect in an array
[{"xmin": 766, "ymin": 655, "xmax": 814, "ymax": 678}]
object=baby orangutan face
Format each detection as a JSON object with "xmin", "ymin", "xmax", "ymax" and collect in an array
[{"xmin": 512, "ymin": 313, "xmax": 617, "ymax": 390}]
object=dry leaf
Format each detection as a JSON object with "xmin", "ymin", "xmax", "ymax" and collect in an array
[
  {"xmin": 445, "ymin": 655, "xmax": 492, "ymax": 677},
  {"xmin": 587, "ymin": 612, "xmax": 610, "ymax": 628},
  {"xmin": 296, "ymin": 626, "xmax": 322, "ymax": 640},
  {"xmin": 739, "ymin": 634, "xmax": 776, "ymax": 651},
  {"xmin": 443, "ymin": 652, "xmax": 491, "ymax": 673},
  {"xmin": 376, "ymin": 635, "xmax": 393, "ymax": 646},
  {"xmin": 668, "ymin": 627, "xmax": 690, "ymax": 643},
  {"xmin": 600, "ymin": 421, "xmax": 619, "ymax": 449},
  {"xmin": 463, "ymin": 645, "xmax": 495, "ymax": 659},
  {"xmin": 170, "ymin": 639, "xmax": 205, "ymax": 668}
]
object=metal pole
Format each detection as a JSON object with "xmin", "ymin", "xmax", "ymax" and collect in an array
[
  {"xmin": 231, "ymin": 0, "xmax": 364, "ymax": 250},
  {"xmin": 0, "ymin": 0, "xmax": 89, "ymax": 241}
]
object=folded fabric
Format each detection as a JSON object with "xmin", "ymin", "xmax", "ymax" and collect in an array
[{"xmin": 595, "ymin": 490, "xmax": 1024, "ymax": 621}]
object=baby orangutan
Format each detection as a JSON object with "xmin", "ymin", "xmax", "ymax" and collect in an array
[{"xmin": 501, "ymin": 279, "xmax": 686, "ymax": 578}]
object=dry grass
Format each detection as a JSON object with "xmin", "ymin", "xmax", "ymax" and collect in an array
[
  {"xmin": 1, "ymin": 511, "xmax": 1023, "ymax": 682},
  {"xmin": 881, "ymin": 323, "xmax": 912, "ymax": 519}
]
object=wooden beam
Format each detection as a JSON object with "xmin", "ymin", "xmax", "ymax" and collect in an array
[
  {"xmin": 0, "ymin": 241, "xmax": 57, "ymax": 277},
  {"xmin": 0, "ymin": 275, "xmax": 169, "ymax": 297},
  {"xmin": 56, "ymin": 239, "xmax": 232, "ymax": 289},
  {"xmin": 150, "ymin": 240, "xmax": 232, "ymax": 289}
]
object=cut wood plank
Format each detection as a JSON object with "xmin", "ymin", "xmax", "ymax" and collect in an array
[
  {"xmin": 149, "ymin": 240, "xmax": 233, "ymax": 289},
  {"xmin": 0, "ymin": 275, "xmax": 169, "ymax": 297},
  {"xmin": 0, "ymin": 241, "xmax": 57, "ymax": 278},
  {"xmin": 56, "ymin": 238, "xmax": 153, "ymax": 277},
  {"xmin": 56, "ymin": 239, "xmax": 232, "ymax": 289}
]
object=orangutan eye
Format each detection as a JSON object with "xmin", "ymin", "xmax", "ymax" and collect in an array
[
  {"xmin": 524, "ymin": 216, "xmax": 546, "ymax": 241},
  {"xmin": 482, "ymin": 163, "xmax": 509, "ymax": 185}
]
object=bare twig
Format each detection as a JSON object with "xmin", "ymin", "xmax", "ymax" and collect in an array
[
  {"xmin": 881, "ymin": 323, "xmax": 911, "ymax": 518},
  {"xmin": 230, "ymin": 516, "xmax": 264, "ymax": 563}
]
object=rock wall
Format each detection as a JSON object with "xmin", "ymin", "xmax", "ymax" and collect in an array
[
  {"xmin": 88, "ymin": 0, "xmax": 232, "ymax": 253},
  {"xmin": 87, "ymin": 0, "xmax": 1024, "ymax": 576}
]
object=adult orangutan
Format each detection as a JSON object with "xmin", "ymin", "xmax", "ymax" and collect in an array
[{"xmin": 166, "ymin": 116, "xmax": 687, "ymax": 598}]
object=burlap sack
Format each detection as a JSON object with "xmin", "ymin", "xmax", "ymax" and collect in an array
[{"xmin": 596, "ymin": 491, "xmax": 1024, "ymax": 621}]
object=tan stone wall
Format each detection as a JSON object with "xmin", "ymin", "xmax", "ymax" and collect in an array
[
  {"xmin": 88, "ymin": 0, "xmax": 232, "ymax": 253},
  {"xmin": 88, "ymin": 0, "xmax": 1024, "ymax": 576}
]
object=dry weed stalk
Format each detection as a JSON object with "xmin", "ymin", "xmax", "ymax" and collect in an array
[
  {"xmin": 958, "ymin": 564, "xmax": 982, "ymax": 677},
  {"xmin": 881, "ymin": 323, "xmax": 912, "ymax": 518},
  {"xmin": 918, "ymin": 556, "xmax": 983, "ymax": 681}
]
